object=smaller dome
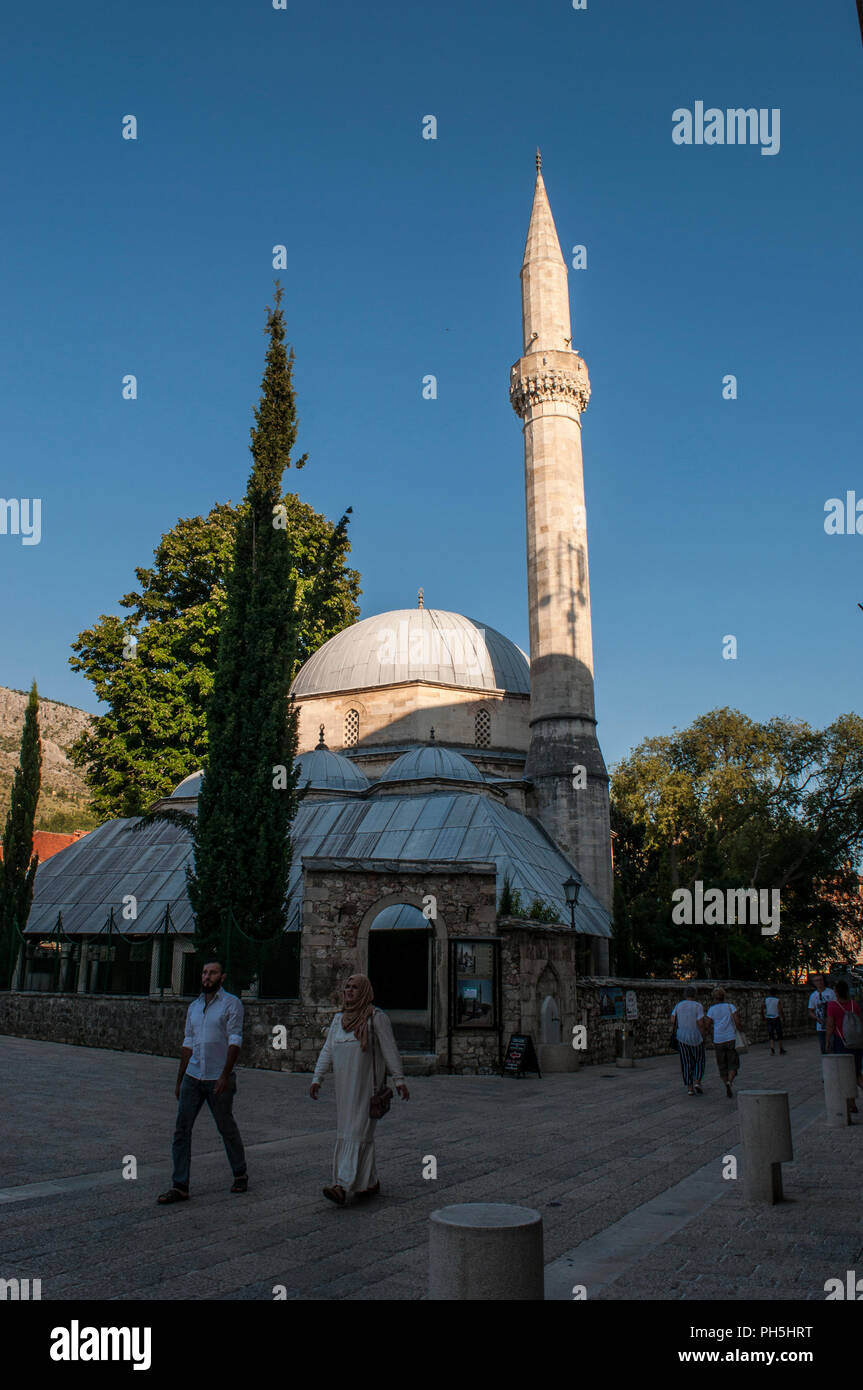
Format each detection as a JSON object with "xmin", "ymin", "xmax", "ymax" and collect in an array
[
  {"xmin": 378, "ymin": 744, "xmax": 485, "ymax": 786},
  {"xmin": 171, "ymin": 770, "xmax": 204, "ymax": 799},
  {"xmin": 295, "ymin": 746, "xmax": 369, "ymax": 793}
]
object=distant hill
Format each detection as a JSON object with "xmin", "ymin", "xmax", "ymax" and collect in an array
[{"xmin": 0, "ymin": 687, "xmax": 98, "ymax": 833}]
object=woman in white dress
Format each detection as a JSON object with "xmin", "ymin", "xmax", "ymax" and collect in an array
[{"xmin": 309, "ymin": 974, "xmax": 409, "ymax": 1205}]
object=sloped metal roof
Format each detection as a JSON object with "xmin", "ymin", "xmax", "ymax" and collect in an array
[
  {"xmin": 25, "ymin": 816, "xmax": 197, "ymax": 938},
  {"xmin": 26, "ymin": 792, "xmax": 610, "ymax": 939}
]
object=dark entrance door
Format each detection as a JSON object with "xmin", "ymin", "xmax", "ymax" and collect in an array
[{"xmin": 368, "ymin": 925, "xmax": 433, "ymax": 1052}]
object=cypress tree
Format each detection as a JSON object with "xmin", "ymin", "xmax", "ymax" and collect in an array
[
  {"xmin": 0, "ymin": 681, "xmax": 42, "ymax": 985},
  {"xmin": 187, "ymin": 286, "xmax": 307, "ymax": 987}
]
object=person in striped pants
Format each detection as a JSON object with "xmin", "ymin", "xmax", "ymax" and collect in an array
[{"xmin": 671, "ymin": 986, "xmax": 707, "ymax": 1096}]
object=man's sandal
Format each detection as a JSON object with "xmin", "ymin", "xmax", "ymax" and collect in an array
[
  {"xmin": 157, "ymin": 1188, "xmax": 189, "ymax": 1204},
  {"xmin": 322, "ymin": 1185, "xmax": 346, "ymax": 1205},
  {"xmin": 231, "ymin": 1175, "xmax": 249, "ymax": 1193}
]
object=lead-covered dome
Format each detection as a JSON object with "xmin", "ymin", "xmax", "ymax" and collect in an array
[
  {"xmin": 295, "ymin": 746, "xmax": 369, "ymax": 792},
  {"xmin": 291, "ymin": 609, "xmax": 529, "ymax": 696},
  {"xmin": 170, "ymin": 770, "xmax": 204, "ymax": 799},
  {"xmin": 378, "ymin": 745, "xmax": 486, "ymax": 786}
]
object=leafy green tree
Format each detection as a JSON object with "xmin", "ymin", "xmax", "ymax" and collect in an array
[
  {"xmin": 528, "ymin": 896, "xmax": 561, "ymax": 923},
  {"xmin": 0, "ymin": 682, "xmax": 42, "ymax": 985},
  {"xmin": 184, "ymin": 286, "xmax": 315, "ymax": 987},
  {"xmin": 497, "ymin": 872, "xmax": 522, "ymax": 917},
  {"xmin": 70, "ymin": 496, "xmax": 360, "ymax": 822},
  {"xmin": 611, "ymin": 707, "xmax": 863, "ymax": 980}
]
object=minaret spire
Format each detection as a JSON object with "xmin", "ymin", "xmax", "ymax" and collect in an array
[
  {"xmin": 520, "ymin": 157, "xmax": 572, "ymax": 356},
  {"xmin": 510, "ymin": 156, "xmax": 612, "ymax": 954}
]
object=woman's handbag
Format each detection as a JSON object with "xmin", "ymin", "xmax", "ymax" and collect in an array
[
  {"xmin": 733, "ymin": 1024, "xmax": 749, "ymax": 1054},
  {"xmin": 368, "ymin": 1012, "xmax": 393, "ymax": 1120}
]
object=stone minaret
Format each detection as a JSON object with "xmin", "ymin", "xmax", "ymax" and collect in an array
[{"xmin": 510, "ymin": 153, "xmax": 613, "ymax": 935}]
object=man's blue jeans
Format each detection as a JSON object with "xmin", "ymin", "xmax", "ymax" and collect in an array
[{"xmin": 171, "ymin": 1074, "xmax": 247, "ymax": 1191}]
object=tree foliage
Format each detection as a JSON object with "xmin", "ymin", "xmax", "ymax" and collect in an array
[
  {"xmin": 70, "ymin": 498, "xmax": 360, "ymax": 821},
  {"xmin": 497, "ymin": 872, "xmax": 562, "ymax": 923},
  {"xmin": 181, "ymin": 286, "xmax": 321, "ymax": 986},
  {"xmin": 610, "ymin": 707, "xmax": 863, "ymax": 980},
  {"xmin": 0, "ymin": 682, "xmax": 42, "ymax": 984}
]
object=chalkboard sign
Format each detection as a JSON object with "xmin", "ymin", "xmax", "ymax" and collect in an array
[{"xmin": 503, "ymin": 1033, "xmax": 541, "ymax": 1078}]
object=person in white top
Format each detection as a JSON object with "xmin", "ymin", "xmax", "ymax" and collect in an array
[
  {"xmin": 706, "ymin": 987, "xmax": 741, "ymax": 1098},
  {"xmin": 310, "ymin": 974, "xmax": 409, "ymax": 1205},
  {"xmin": 158, "ymin": 959, "xmax": 247, "ymax": 1204},
  {"xmin": 807, "ymin": 974, "xmax": 836, "ymax": 1055},
  {"xmin": 762, "ymin": 987, "xmax": 786, "ymax": 1055},
  {"xmin": 671, "ymin": 986, "xmax": 706, "ymax": 1095}
]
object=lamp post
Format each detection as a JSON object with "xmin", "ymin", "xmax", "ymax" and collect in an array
[
  {"xmin": 563, "ymin": 872, "xmax": 582, "ymax": 931},
  {"xmin": 564, "ymin": 872, "xmax": 583, "ymax": 1047}
]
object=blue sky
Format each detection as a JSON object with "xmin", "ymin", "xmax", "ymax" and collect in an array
[{"xmin": 1, "ymin": 0, "xmax": 861, "ymax": 770}]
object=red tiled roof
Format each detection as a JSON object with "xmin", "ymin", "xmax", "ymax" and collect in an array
[{"xmin": 0, "ymin": 830, "xmax": 88, "ymax": 864}]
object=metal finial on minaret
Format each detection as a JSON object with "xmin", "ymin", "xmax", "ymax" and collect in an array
[
  {"xmin": 316, "ymin": 725, "xmax": 326, "ymax": 749},
  {"xmin": 418, "ymin": 587, "xmax": 424, "ymax": 609},
  {"xmin": 536, "ymin": 147, "xmax": 542, "ymax": 173}
]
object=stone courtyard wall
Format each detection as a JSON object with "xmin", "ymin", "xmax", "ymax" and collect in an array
[
  {"xmin": 577, "ymin": 978, "xmax": 812, "ymax": 1066},
  {"xmin": 0, "ymin": 978, "xmax": 814, "ymax": 1073}
]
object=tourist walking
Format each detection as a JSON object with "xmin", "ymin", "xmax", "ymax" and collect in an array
[
  {"xmin": 671, "ymin": 986, "xmax": 706, "ymax": 1095},
  {"xmin": 310, "ymin": 974, "xmax": 408, "ymax": 1206},
  {"xmin": 825, "ymin": 980, "xmax": 863, "ymax": 1100},
  {"xmin": 706, "ymin": 987, "xmax": 741, "ymax": 1098},
  {"xmin": 157, "ymin": 960, "xmax": 248, "ymax": 1205},
  {"xmin": 763, "ymin": 987, "xmax": 786, "ymax": 1055},
  {"xmin": 808, "ymin": 974, "xmax": 836, "ymax": 1054}
]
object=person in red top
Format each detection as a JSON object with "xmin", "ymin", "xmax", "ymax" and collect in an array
[{"xmin": 825, "ymin": 980, "xmax": 863, "ymax": 1103}]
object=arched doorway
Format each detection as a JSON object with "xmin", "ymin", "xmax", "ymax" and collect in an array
[{"xmin": 367, "ymin": 903, "xmax": 433, "ymax": 1052}]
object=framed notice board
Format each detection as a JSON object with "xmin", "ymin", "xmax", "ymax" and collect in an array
[{"xmin": 450, "ymin": 938, "xmax": 499, "ymax": 1029}]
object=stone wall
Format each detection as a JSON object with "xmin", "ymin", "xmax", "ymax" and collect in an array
[
  {"xmin": 0, "ymin": 978, "xmax": 815, "ymax": 1074},
  {"xmin": 577, "ymin": 978, "xmax": 812, "ymax": 1066},
  {"xmin": 295, "ymin": 684, "xmax": 530, "ymax": 765},
  {"xmin": 302, "ymin": 857, "xmax": 499, "ymax": 1072}
]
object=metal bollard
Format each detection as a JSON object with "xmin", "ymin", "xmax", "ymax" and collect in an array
[
  {"xmin": 737, "ymin": 1090, "xmax": 793, "ymax": 1204},
  {"xmin": 822, "ymin": 1054, "xmax": 857, "ymax": 1128},
  {"xmin": 429, "ymin": 1203, "xmax": 544, "ymax": 1300}
]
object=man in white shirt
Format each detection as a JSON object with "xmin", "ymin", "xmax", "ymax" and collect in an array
[
  {"xmin": 157, "ymin": 960, "xmax": 247, "ymax": 1204},
  {"xmin": 808, "ymin": 974, "xmax": 836, "ymax": 1055},
  {"xmin": 762, "ymin": 987, "xmax": 786, "ymax": 1056}
]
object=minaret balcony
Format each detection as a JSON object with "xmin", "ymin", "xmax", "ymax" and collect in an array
[{"xmin": 509, "ymin": 349, "xmax": 591, "ymax": 419}]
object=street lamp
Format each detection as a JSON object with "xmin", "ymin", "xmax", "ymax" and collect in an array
[
  {"xmin": 564, "ymin": 871, "xmax": 585, "ymax": 1052},
  {"xmin": 563, "ymin": 872, "xmax": 582, "ymax": 931}
]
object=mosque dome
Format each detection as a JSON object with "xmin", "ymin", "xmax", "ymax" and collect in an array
[
  {"xmin": 290, "ymin": 608, "xmax": 529, "ymax": 697},
  {"xmin": 378, "ymin": 744, "xmax": 486, "ymax": 786},
  {"xmin": 170, "ymin": 770, "xmax": 204, "ymax": 799},
  {"xmin": 295, "ymin": 744, "xmax": 369, "ymax": 792}
]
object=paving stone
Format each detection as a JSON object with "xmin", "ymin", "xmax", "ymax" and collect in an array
[{"xmin": 0, "ymin": 1033, "xmax": 855, "ymax": 1301}]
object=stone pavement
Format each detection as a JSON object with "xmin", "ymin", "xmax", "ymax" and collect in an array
[{"xmin": 0, "ymin": 1033, "xmax": 857, "ymax": 1300}]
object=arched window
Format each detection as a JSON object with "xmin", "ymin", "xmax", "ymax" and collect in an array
[
  {"xmin": 344, "ymin": 708, "xmax": 359, "ymax": 747},
  {"xmin": 475, "ymin": 708, "xmax": 490, "ymax": 748}
]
